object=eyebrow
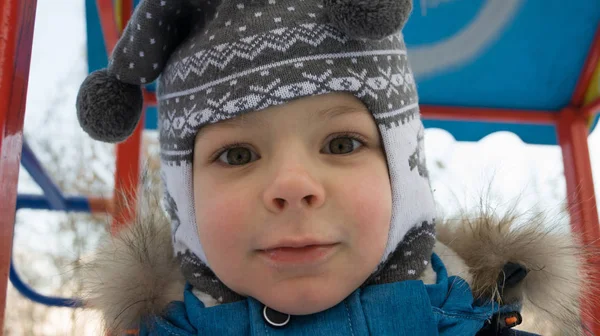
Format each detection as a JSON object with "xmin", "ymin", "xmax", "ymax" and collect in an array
[
  {"xmin": 311, "ymin": 105, "xmax": 368, "ymax": 124},
  {"xmin": 196, "ymin": 104, "xmax": 368, "ymax": 138}
]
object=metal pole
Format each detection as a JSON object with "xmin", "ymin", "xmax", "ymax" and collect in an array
[
  {"xmin": 559, "ymin": 23, "xmax": 600, "ymax": 333},
  {"xmin": 557, "ymin": 106, "xmax": 600, "ymax": 335},
  {"xmin": 0, "ymin": 0, "xmax": 37, "ymax": 332}
]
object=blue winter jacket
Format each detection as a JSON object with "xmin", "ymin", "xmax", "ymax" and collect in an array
[{"xmin": 138, "ymin": 254, "xmax": 538, "ymax": 335}]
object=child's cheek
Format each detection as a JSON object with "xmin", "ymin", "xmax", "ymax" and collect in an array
[
  {"xmin": 196, "ymin": 191, "xmax": 254, "ymax": 258},
  {"xmin": 343, "ymin": 168, "xmax": 392, "ymax": 245}
]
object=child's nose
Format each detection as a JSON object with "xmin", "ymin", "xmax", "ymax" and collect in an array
[{"xmin": 263, "ymin": 168, "xmax": 326, "ymax": 213}]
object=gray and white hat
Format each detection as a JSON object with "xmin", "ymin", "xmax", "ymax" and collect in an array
[{"xmin": 76, "ymin": 0, "xmax": 437, "ymax": 303}]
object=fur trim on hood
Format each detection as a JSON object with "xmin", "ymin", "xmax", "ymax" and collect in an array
[
  {"xmin": 80, "ymin": 189, "xmax": 597, "ymax": 335},
  {"xmin": 437, "ymin": 210, "xmax": 597, "ymax": 335}
]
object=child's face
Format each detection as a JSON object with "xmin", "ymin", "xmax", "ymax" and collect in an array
[{"xmin": 193, "ymin": 92, "xmax": 392, "ymax": 315}]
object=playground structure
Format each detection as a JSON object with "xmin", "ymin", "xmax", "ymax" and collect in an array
[{"xmin": 1, "ymin": 0, "xmax": 599, "ymax": 334}]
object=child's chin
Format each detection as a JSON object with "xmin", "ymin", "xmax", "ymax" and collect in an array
[
  {"xmin": 267, "ymin": 301, "xmax": 341, "ymax": 316},
  {"xmin": 258, "ymin": 288, "xmax": 348, "ymax": 316}
]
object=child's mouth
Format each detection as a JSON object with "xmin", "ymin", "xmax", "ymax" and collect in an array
[{"xmin": 259, "ymin": 244, "xmax": 339, "ymax": 267}]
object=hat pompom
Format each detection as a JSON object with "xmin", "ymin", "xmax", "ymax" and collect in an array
[
  {"xmin": 76, "ymin": 69, "xmax": 144, "ymax": 143},
  {"xmin": 324, "ymin": 0, "xmax": 413, "ymax": 40}
]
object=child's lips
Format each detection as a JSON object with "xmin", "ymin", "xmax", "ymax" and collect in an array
[{"xmin": 259, "ymin": 243, "xmax": 339, "ymax": 267}]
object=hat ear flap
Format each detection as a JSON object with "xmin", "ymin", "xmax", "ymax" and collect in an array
[
  {"xmin": 323, "ymin": 0, "xmax": 413, "ymax": 40},
  {"xmin": 76, "ymin": 69, "xmax": 144, "ymax": 143}
]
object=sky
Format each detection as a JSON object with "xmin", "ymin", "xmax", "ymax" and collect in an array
[{"xmin": 7, "ymin": 0, "xmax": 600, "ymax": 332}]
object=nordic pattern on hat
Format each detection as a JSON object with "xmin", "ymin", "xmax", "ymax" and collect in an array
[
  {"xmin": 157, "ymin": 45, "xmax": 436, "ymax": 265},
  {"xmin": 78, "ymin": 0, "xmax": 437, "ymax": 300}
]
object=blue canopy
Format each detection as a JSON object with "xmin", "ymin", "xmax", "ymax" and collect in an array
[
  {"xmin": 85, "ymin": 0, "xmax": 600, "ymax": 145},
  {"xmin": 405, "ymin": 0, "xmax": 600, "ymax": 145}
]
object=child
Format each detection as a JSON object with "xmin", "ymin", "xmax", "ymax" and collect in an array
[{"xmin": 76, "ymin": 0, "xmax": 591, "ymax": 334}]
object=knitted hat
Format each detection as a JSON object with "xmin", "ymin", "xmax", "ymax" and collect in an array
[{"xmin": 77, "ymin": 0, "xmax": 436, "ymax": 303}]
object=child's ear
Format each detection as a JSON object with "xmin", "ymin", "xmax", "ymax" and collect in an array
[{"xmin": 324, "ymin": 0, "xmax": 413, "ymax": 40}]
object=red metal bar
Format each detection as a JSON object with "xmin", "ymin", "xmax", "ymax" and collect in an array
[
  {"xmin": 572, "ymin": 24, "xmax": 600, "ymax": 106},
  {"xmin": 88, "ymin": 197, "xmax": 114, "ymax": 214},
  {"xmin": 0, "ymin": 0, "xmax": 37, "ymax": 332},
  {"xmin": 95, "ymin": 0, "xmax": 144, "ymax": 232},
  {"xmin": 565, "ymin": 23, "xmax": 600, "ymax": 331},
  {"xmin": 111, "ymin": 107, "xmax": 146, "ymax": 234},
  {"xmin": 110, "ymin": 0, "xmax": 142, "ymax": 234},
  {"xmin": 144, "ymin": 90, "xmax": 157, "ymax": 106},
  {"xmin": 96, "ymin": 0, "xmax": 120, "ymax": 56},
  {"xmin": 119, "ymin": 0, "xmax": 133, "ymax": 31},
  {"xmin": 557, "ymin": 107, "xmax": 600, "ymax": 335},
  {"xmin": 111, "ymin": 0, "xmax": 144, "ymax": 233},
  {"xmin": 583, "ymin": 97, "xmax": 600, "ymax": 119},
  {"xmin": 420, "ymin": 105, "xmax": 557, "ymax": 125},
  {"xmin": 559, "ymin": 109, "xmax": 600, "ymax": 249}
]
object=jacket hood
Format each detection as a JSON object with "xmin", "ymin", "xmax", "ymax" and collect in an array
[{"xmin": 79, "ymin": 187, "xmax": 596, "ymax": 335}]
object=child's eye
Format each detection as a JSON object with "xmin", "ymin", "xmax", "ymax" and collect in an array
[
  {"xmin": 217, "ymin": 146, "xmax": 259, "ymax": 166},
  {"xmin": 323, "ymin": 135, "xmax": 365, "ymax": 155},
  {"xmin": 214, "ymin": 134, "xmax": 366, "ymax": 166}
]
